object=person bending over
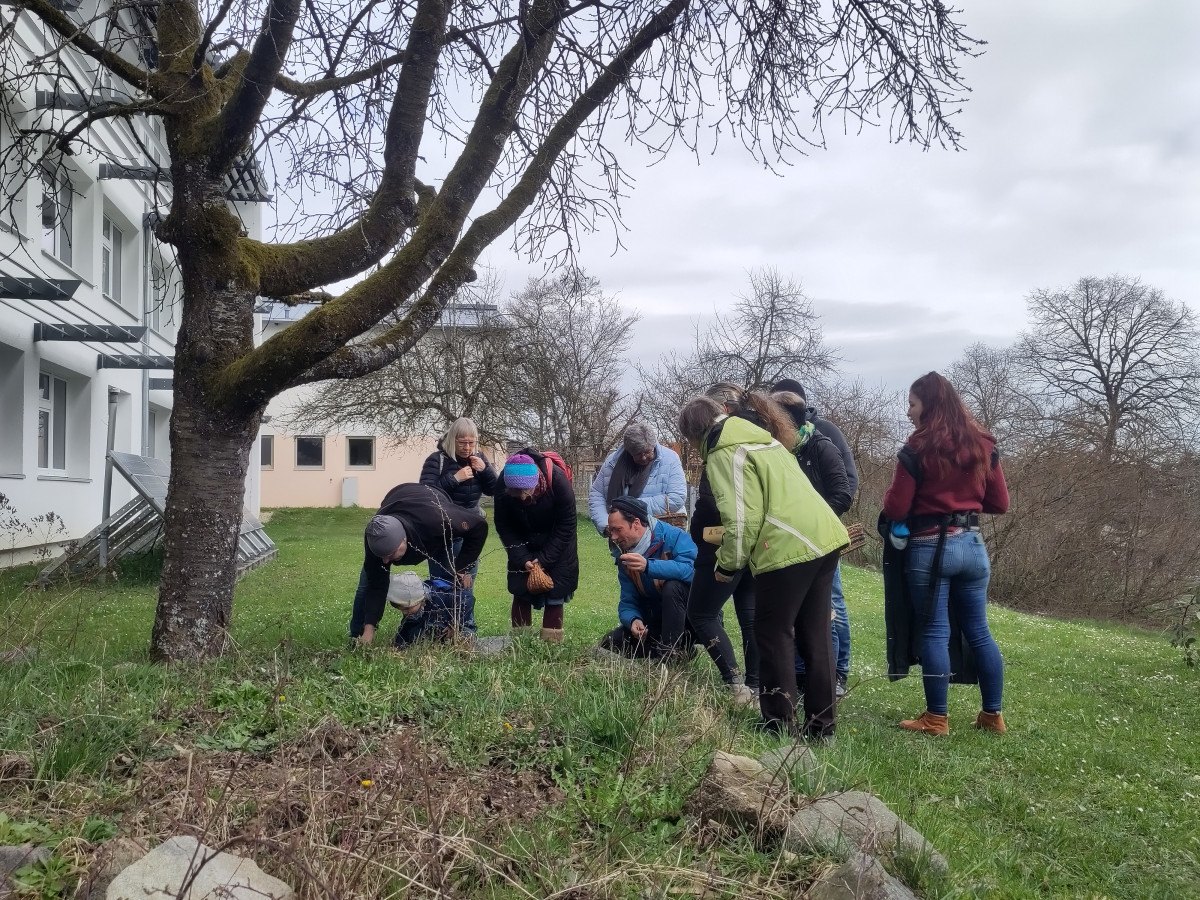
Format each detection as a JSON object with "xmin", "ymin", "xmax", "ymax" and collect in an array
[
  {"xmin": 599, "ymin": 497, "xmax": 697, "ymax": 658},
  {"xmin": 348, "ymin": 483, "xmax": 487, "ymax": 646}
]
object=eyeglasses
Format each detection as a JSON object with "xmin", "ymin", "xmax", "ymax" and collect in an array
[{"xmin": 455, "ymin": 438, "xmax": 477, "ymax": 447}]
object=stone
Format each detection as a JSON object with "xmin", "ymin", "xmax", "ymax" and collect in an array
[
  {"xmin": 588, "ymin": 646, "xmax": 632, "ymax": 664},
  {"xmin": 105, "ymin": 836, "xmax": 294, "ymax": 900},
  {"xmin": 807, "ymin": 853, "xmax": 919, "ymax": 900},
  {"xmin": 474, "ymin": 635, "xmax": 512, "ymax": 656},
  {"xmin": 784, "ymin": 791, "xmax": 948, "ymax": 873},
  {"xmin": 81, "ymin": 838, "xmax": 149, "ymax": 900},
  {"xmin": 759, "ymin": 745, "xmax": 820, "ymax": 783},
  {"xmin": 683, "ymin": 751, "xmax": 790, "ymax": 833},
  {"xmin": 0, "ymin": 844, "xmax": 51, "ymax": 880}
]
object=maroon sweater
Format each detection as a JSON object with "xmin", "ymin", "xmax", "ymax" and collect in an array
[{"xmin": 883, "ymin": 438, "xmax": 1009, "ymax": 525}]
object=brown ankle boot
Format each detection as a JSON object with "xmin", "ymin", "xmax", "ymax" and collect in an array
[
  {"xmin": 899, "ymin": 711, "xmax": 949, "ymax": 736},
  {"xmin": 540, "ymin": 627, "xmax": 564, "ymax": 643},
  {"xmin": 974, "ymin": 710, "xmax": 1006, "ymax": 734}
]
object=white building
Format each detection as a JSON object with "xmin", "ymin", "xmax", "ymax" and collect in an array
[{"xmin": 0, "ymin": 1, "xmax": 266, "ymax": 566}]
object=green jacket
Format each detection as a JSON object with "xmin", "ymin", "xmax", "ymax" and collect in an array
[{"xmin": 700, "ymin": 415, "xmax": 849, "ymax": 576}]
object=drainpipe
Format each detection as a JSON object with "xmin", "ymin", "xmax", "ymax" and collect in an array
[
  {"xmin": 141, "ymin": 223, "xmax": 151, "ymax": 455},
  {"xmin": 98, "ymin": 386, "xmax": 119, "ymax": 579}
]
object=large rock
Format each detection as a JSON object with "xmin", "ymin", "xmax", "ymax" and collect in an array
[
  {"xmin": 759, "ymin": 745, "xmax": 820, "ymax": 783},
  {"xmin": 807, "ymin": 853, "xmax": 919, "ymax": 900},
  {"xmin": 784, "ymin": 791, "xmax": 947, "ymax": 873},
  {"xmin": 474, "ymin": 635, "xmax": 512, "ymax": 656},
  {"xmin": 684, "ymin": 751, "xmax": 791, "ymax": 833},
  {"xmin": 106, "ymin": 836, "xmax": 294, "ymax": 900},
  {"xmin": 80, "ymin": 838, "xmax": 148, "ymax": 900}
]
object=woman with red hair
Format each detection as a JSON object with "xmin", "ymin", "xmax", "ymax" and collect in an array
[{"xmin": 883, "ymin": 372, "xmax": 1010, "ymax": 736}]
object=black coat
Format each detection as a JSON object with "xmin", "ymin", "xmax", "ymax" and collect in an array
[
  {"xmin": 878, "ymin": 512, "xmax": 977, "ymax": 684},
  {"xmin": 358, "ymin": 483, "xmax": 489, "ymax": 612},
  {"xmin": 794, "ymin": 429, "xmax": 854, "ymax": 516},
  {"xmin": 419, "ymin": 446, "xmax": 498, "ymax": 509},
  {"xmin": 493, "ymin": 450, "xmax": 579, "ymax": 601},
  {"xmin": 809, "ymin": 410, "xmax": 859, "ymax": 498}
]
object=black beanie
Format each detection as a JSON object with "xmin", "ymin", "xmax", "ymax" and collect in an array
[
  {"xmin": 772, "ymin": 378, "xmax": 806, "ymax": 401},
  {"xmin": 609, "ymin": 496, "xmax": 650, "ymax": 526}
]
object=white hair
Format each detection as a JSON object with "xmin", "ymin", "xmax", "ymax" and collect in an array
[{"xmin": 440, "ymin": 417, "xmax": 479, "ymax": 459}]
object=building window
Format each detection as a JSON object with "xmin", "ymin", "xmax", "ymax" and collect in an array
[
  {"xmin": 347, "ymin": 436, "xmax": 375, "ymax": 469},
  {"xmin": 40, "ymin": 165, "xmax": 73, "ymax": 265},
  {"xmin": 102, "ymin": 216, "xmax": 123, "ymax": 302},
  {"xmin": 295, "ymin": 436, "xmax": 323, "ymax": 468},
  {"xmin": 260, "ymin": 435, "xmax": 274, "ymax": 469},
  {"xmin": 37, "ymin": 372, "xmax": 67, "ymax": 471}
]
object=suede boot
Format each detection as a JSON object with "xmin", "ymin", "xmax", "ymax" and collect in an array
[
  {"xmin": 541, "ymin": 627, "xmax": 564, "ymax": 643},
  {"xmin": 974, "ymin": 710, "xmax": 1006, "ymax": 734},
  {"xmin": 899, "ymin": 711, "xmax": 949, "ymax": 736}
]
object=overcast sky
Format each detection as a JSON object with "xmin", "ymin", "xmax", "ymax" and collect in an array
[{"xmin": 475, "ymin": 0, "xmax": 1200, "ymax": 395}]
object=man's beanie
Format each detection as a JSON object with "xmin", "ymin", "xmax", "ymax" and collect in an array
[
  {"xmin": 366, "ymin": 514, "xmax": 407, "ymax": 559},
  {"xmin": 610, "ymin": 496, "xmax": 650, "ymax": 526},
  {"xmin": 503, "ymin": 453, "xmax": 541, "ymax": 489},
  {"xmin": 773, "ymin": 378, "xmax": 806, "ymax": 402}
]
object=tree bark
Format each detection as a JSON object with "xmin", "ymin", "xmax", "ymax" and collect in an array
[{"xmin": 150, "ymin": 161, "xmax": 262, "ymax": 662}]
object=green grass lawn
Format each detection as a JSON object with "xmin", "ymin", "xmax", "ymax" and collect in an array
[{"xmin": 2, "ymin": 507, "xmax": 1199, "ymax": 899}]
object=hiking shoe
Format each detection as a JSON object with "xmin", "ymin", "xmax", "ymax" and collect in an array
[
  {"xmin": 728, "ymin": 682, "xmax": 757, "ymax": 707},
  {"xmin": 899, "ymin": 711, "xmax": 949, "ymax": 736},
  {"xmin": 974, "ymin": 710, "xmax": 1006, "ymax": 734}
]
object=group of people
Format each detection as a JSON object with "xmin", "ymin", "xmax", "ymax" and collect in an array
[{"xmin": 348, "ymin": 371, "xmax": 1011, "ymax": 741}]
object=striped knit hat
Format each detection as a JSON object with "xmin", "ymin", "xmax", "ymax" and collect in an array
[{"xmin": 503, "ymin": 453, "xmax": 541, "ymax": 489}]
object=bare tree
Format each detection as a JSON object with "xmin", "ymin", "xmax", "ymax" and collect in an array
[
  {"xmin": 1018, "ymin": 276, "xmax": 1200, "ymax": 459},
  {"xmin": 639, "ymin": 267, "xmax": 839, "ymax": 451},
  {"xmin": 946, "ymin": 342, "xmax": 1040, "ymax": 449},
  {"xmin": 505, "ymin": 271, "xmax": 640, "ymax": 470},
  {"xmin": 698, "ymin": 268, "xmax": 840, "ymax": 390},
  {"xmin": 2, "ymin": 0, "xmax": 982, "ymax": 660}
]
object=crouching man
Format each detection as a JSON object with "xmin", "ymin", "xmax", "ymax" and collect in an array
[
  {"xmin": 599, "ymin": 497, "xmax": 698, "ymax": 658},
  {"xmin": 349, "ymin": 482, "xmax": 488, "ymax": 646}
]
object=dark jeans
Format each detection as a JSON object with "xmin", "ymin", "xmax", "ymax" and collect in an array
[
  {"xmin": 348, "ymin": 543, "xmax": 456, "ymax": 639},
  {"xmin": 429, "ymin": 537, "xmax": 478, "ymax": 632},
  {"xmin": 795, "ymin": 563, "xmax": 850, "ymax": 682},
  {"xmin": 688, "ymin": 555, "xmax": 758, "ymax": 687},
  {"xmin": 907, "ymin": 531, "xmax": 1004, "ymax": 715},
  {"xmin": 601, "ymin": 580, "xmax": 691, "ymax": 658},
  {"xmin": 755, "ymin": 552, "xmax": 840, "ymax": 736}
]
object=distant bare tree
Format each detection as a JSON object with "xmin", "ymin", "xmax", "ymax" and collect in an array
[
  {"xmin": 506, "ymin": 271, "xmax": 640, "ymax": 470},
  {"xmin": 638, "ymin": 267, "xmax": 838, "ymax": 452},
  {"xmin": 946, "ymin": 342, "xmax": 1040, "ymax": 449},
  {"xmin": 1018, "ymin": 276, "xmax": 1200, "ymax": 458},
  {"xmin": 284, "ymin": 275, "xmax": 518, "ymax": 444}
]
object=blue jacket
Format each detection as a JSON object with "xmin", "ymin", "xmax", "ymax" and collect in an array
[
  {"xmin": 616, "ymin": 520, "xmax": 697, "ymax": 629},
  {"xmin": 588, "ymin": 444, "xmax": 688, "ymax": 534}
]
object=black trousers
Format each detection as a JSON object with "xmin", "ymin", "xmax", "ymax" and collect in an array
[
  {"xmin": 602, "ymin": 580, "xmax": 691, "ymax": 658},
  {"xmin": 687, "ymin": 552, "xmax": 758, "ymax": 687},
  {"xmin": 755, "ymin": 551, "xmax": 840, "ymax": 735}
]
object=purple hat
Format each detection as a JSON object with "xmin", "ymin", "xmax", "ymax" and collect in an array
[{"xmin": 503, "ymin": 453, "xmax": 540, "ymax": 489}]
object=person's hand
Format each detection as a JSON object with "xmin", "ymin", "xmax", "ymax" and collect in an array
[
  {"xmin": 620, "ymin": 553, "xmax": 647, "ymax": 573},
  {"xmin": 454, "ymin": 466, "xmax": 475, "ymax": 482},
  {"xmin": 459, "ymin": 573, "xmax": 473, "ymax": 590},
  {"xmin": 524, "ymin": 559, "xmax": 537, "ymax": 571},
  {"xmin": 630, "ymin": 619, "xmax": 648, "ymax": 641},
  {"xmin": 714, "ymin": 570, "xmax": 733, "ymax": 583},
  {"xmin": 468, "ymin": 455, "xmax": 485, "ymax": 472}
]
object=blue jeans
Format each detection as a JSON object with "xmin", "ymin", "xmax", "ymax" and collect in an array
[
  {"xmin": 906, "ymin": 531, "xmax": 1004, "ymax": 715},
  {"xmin": 428, "ymin": 538, "xmax": 478, "ymax": 633},
  {"xmin": 795, "ymin": 563, "xmax": 850, "ymax": 681}
]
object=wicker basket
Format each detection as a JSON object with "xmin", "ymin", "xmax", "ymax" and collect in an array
[
  {"xmin": 526, "ymin": 559, "xmax": 554, "ymax": 594},
  {"xmin": 658, "ymin": 510, "xmax": 688, "ymax": 528},
  {"xmin": 841, "ymin": 522, "xmax": 866, "ymax": 555}
]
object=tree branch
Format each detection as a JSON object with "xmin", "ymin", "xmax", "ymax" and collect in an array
[
  {"xmin": 244, "ymin": 0, "xmax": 452, "ymax": 299},
  {"xmin": 209, "ymin": 0, "xmax": 304, "ymax": 176},
  {"xmin": 275, "ymin": 50, "xmax": 407, "ymax": 98},
  {"xmin": 14, "ymin": 0, "xmax": 155, "ymax": 95}
]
